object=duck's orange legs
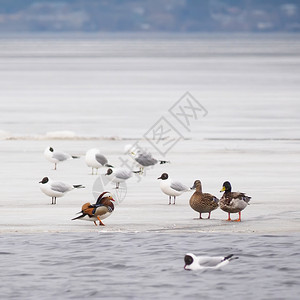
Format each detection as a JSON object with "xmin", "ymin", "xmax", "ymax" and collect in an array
[
  {"xmin": 227, "ymin": 213, "xmax": 231, "ymax": 221},
  {"xmin": 234, "ymin": 212, "xmax": 242, "ymax": 222},
  {"xmin": 97, "ymin": 216, "xmax": 105, "ymax": 226}
]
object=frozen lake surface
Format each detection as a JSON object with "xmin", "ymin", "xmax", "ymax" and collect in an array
[{"xmin": 0, "ymin": 33, "xmax": 299, "ymax": 140}]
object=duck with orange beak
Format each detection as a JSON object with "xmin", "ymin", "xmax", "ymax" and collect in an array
[{"xmin": 72, "ymin": 192, "xmax": 115, "ymax": 226}]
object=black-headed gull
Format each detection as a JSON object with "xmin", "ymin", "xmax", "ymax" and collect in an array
[
  {"xmin": 129, "ymin": 148, "xmax": 169, "ymax": 173},
  {"xmin": 44, "ymin": 146, "xmax": 79, "ymax": 170},
  {"xmin": 85, "ymin": 148, "xmax": 113, "ymax": 175},
  {"xmin": 105, "ymin": 167, "xmax": 140, "ymax": 189},
  {"xmin": 184, "ymin": 253, "xmax": 238, "ymax": 270},
  {"xmin": 39, "ymin": 177, "xmax": 85, "ymax": 204},
  {"xmin": 72, "ymin": 192, "xmax": 115, "ymax": 226},
  {"xmin": 157, "ymin": 173, "xmax": 190, "ymax": 205}
]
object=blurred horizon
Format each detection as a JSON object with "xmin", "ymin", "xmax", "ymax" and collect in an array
[{"xmin": 0, "ymin": 0, "xmax": 299, "ymax": 33}]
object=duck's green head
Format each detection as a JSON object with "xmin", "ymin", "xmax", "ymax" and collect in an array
[{"xmin": 220, "ymin": 181, "xmax": 231, "ymax": 192}]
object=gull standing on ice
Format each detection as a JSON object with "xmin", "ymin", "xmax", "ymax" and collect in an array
[
  {"xmin": 130, "ymin": 148, "xmax": 169, "ymax": 173},
  {"xmin": 72, "ymin": 192, "xmax": 115, "ymax": 226},
  {"xmin": 105, "ymin": 168, "xmax": 140, "ymax": 189},
  {"xmin": 44, "ymin": 146, "xmax": 79, "ymax": 170},
  {"xmin": 157, "ymin": 173, "xmax": 190, "ymax": 205},
  {"xmin": 39, "ymin": 177, "xmax": 85, "ymax": 204},
  {"xmin": 184, "ymin": 253, "xmax": 238, "ymax": 270},
  {"xmin": 85, "ymin": 148, "xmax": 113, "ymax": 175}
]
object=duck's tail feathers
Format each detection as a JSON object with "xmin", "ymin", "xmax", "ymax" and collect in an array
[
  {"xmin": 244, "ymin": 196, "xmax": 251, "ymax": 204},
  {"xmin": 72, "ymin": 214, "xmax": 85, "ymax": 220},
  {"xmin": 73, "ymin": 184, "xmax": 85, "ymax": 189}
]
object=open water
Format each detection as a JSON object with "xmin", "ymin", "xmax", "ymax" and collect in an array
[{"xmin": 0, "ymin": 232, "xmax": 299, "ymax": 300}]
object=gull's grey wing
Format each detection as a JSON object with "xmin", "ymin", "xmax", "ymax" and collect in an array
[
  {"xmin": 170, "ymin": 181, "xmax": 189, "ymax": 192},
  {"xmin": 115, "ymin": 169, "xmax": 132, "ymax": 180},
  {"xmin": 51, "ymin": 182, "xmax": 72, "ymax": 193},
  {"xmin": 95, "ymin": 153, "xmax": 108, "ymax": 166},
  {"xmin": 52, "ymin": 152, "xmax": 70, "ymax": 161},
  {"xmin": 198, "ymin": 256, "xmax": 224, "ymax": 267},
  {"xmin": 135, "ymin": 152, "xmax": 158, "ymax": 166}
]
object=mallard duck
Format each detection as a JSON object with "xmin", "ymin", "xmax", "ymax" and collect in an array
[
  {"xmin": 72, "ymin": 192, "xmax": 115, "ymax": 226},
  {"xmin": 189, "ymin": 180, "xmax": 219, "ymax": 219},
  {"xmin": 219, "ymin": 181, "xmax": 251, "ymax": 222},
  {"xmin": 157, "ymin": 173, "xmax": 190, "ymax": 205}
]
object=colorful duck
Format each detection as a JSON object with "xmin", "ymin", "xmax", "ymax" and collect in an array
[{"xmin": 72, "ymin": 192, "xmax": 115, "ymax": 226}]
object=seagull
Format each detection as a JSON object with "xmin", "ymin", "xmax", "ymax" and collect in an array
[
  {"xmin": 44, "ymin": 146, "xmax": 79, "ymax": 170},
  {"xmin": 184, "ymin": 253, "xmax": 238, "ymax": 270},
  {"xmin": 85, "ymin": 148, "xmax": 113, "ymax": 175},
  {"xmin": 130, "ymin": 148, "xmax": 169, "ymax": 173},
  {"xmin": 157, "ymin": 173, "xmax": 190, "ymax": 205},
  {"xmin": 39, "ymin": 177, "xmax": 85, "ymax": 204},
  {"xmin": 105, "ymin": 167, "xmax": 140, "ymax": 189},
  {"xmin": 72, "ymin": 192, "xmax": 115, "ymax": 226}
]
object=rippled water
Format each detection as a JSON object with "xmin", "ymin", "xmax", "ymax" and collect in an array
[{"xmin": 0, "ymin": 233, "xmax": 299, "ymax": 299}]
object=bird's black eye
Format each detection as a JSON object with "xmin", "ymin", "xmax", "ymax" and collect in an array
[
  {"xmin": 49, "ymin": 147, "xmax": 54, "ymax": 152},
  {"xmin": 184, "ymin": 255, "xmax": 193, "ymax": 266}
]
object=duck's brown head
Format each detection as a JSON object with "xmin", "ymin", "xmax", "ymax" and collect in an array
[
  {"xmin": 191, "ymin": 180, "xmax": 201, "ymax": 189},
  {"xmin": 191, "ymin": 180, "xmax": 203, "ymax": 193}
]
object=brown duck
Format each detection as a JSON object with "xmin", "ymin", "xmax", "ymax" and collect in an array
[
  {"xmin": 189, "ymin": 180, "xmax": 219, "ymax": 219},
  {"xmin": 219, "ymin": 181, "xmax": 251, "ymax": 222},
  {"xmin": 72, "ymin": 192, "xmax": 115, "ymax": 226}
]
